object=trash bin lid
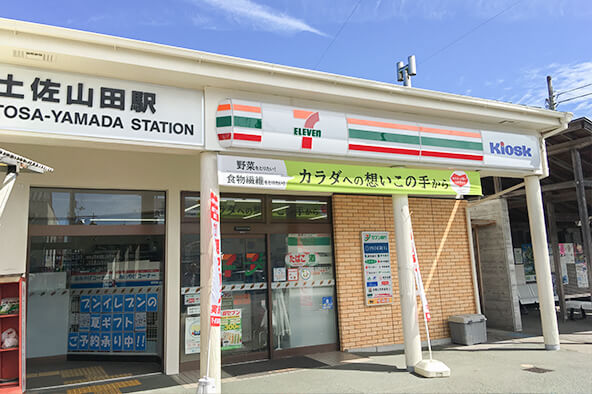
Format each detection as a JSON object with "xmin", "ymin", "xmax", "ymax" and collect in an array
[{"xmin": 448, "ymin": 314, "xmax": 487, "ymax": 324}]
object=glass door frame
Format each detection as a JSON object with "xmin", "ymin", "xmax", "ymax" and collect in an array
[{"xmin": 179, "ymin": 192, "xmax": 339, "ymax": 368}]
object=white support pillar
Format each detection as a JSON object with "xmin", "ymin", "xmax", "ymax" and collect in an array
[
  {"xmin": 524, "ymin": 175, "xmax": 560, "ymax": 350},
  {"xmin": 164, "ymin": 187, "xmax": 181, "ymax": 375},
  {"xmin": 200, "ymin": 151, "xmax": 221, "ymax": 391},
  {"xmin": 392, "ymin": 194, "xmax": 422, "ymax": 370}
]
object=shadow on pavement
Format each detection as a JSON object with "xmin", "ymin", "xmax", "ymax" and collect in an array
[
  {"xmin": 222, "ymin": 356, "xmax": 327, "ymax": 377},
  {"xmin": 324, "ymin": 363, "xmax": 407, "ymax": 373}
]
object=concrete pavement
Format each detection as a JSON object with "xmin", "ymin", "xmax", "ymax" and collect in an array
[{"xmin": 138, "ymin": 316, "xmax": 592, "ymax": 394}]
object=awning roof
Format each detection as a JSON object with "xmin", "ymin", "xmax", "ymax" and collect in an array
[{"xmin": 0, "ymin": 147, "xmax": 53, "ymax": 173}]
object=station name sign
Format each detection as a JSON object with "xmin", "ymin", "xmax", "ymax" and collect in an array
[
  {"xmin": 218, "ymin": 155, "xmax": 482, "ymax": 196},
  {"xmin": 0, "ymin": 64, "xmax": 203, "ymax": 146}
]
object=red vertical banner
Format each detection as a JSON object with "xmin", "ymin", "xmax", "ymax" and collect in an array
[
  {"xmin": 410, "ymin": 230, "xmax": 431, "ymax": 322},
  {"xmin": 210, "ymin": 191, "xmax": 222, "ymax": 327}
]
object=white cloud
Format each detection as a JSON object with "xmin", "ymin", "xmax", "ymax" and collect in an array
[
  {"xmin": 508, "ymin": 61, "xmax": 592, "ymax": 117},
  {"xmin": 192, "ymin": 0, "xmax": 326, "ymax": 36}
]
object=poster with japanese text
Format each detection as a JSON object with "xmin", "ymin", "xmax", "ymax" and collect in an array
[
  {"xmin": 221, "ymin": 309, "xmax": 242, "ymax": 350},
  {"xmin": 575, "ymin": 244, "xmax": 589, "ymax": 288},
  {"xmin": 521, "ymin": 244, "xmax": 536, "ymax": 283},
  {"xmin": 185, "ymin": 316, "xmax": 201, "ymax": 354},
  {"xmin": 362, "ymin": 232, "xmax": 393, "ymax": 306}
]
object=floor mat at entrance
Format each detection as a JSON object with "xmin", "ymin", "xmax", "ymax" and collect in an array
[
  {"xmin": 35, "ymin": 374, "xmax": 179, "ymax": 394},
  {"xmin": 222, "ymin": 356, "xmax": 328, "ymax": 377},
  {"xmin": 26, "ymin": 359, "xmax": 161, "ymax": 390}
]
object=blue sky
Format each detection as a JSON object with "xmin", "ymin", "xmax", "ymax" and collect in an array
[{"xmin": 3, "ymin": 0, "xmax": 592, "ymax": 118}]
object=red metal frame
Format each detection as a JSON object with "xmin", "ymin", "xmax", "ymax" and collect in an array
[{"xmin": 0, "ymin": 277, "xmax": 24, "ymax": 393}]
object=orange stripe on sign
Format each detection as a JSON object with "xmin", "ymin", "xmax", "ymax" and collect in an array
[
  {"xmin": 294, "ymin": 110, "xmax": 314, "ymax": 119},
  {"xmin": 347, "ymin": 118, "xmax": 420, "ymax": 132},
  {"xmin": 420, "ymin": 126, "xmax": 481, "ymax": 139},
  {"xmin": 233, "ymin": 104, "xmax": 261, "ymax": 113},
  {"xmin": 217, "ymin": 103, "xmax": 261, "ymax": 113}
]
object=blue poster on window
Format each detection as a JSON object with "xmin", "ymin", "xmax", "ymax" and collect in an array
[
  {"xmin": 79, "ymin": 313, "xmax": 90, "ymax": 330},
  {"xmin": 90, "ymin": 314, "xmax": 101, "ymax": 331},
  {"xmin": 101, "ymin": 314, "xmax": 112, "ymax": 331},
  {"xmin": 112, "ymin": 313, "xmax": 123, "ymax": 331},
  {"xmin": 321, "ymin": 296, "xmax": 333, "ymax": 310},
  {"xmin": 102, "ymin": 295, "xmax": 112, "ymax": 313},
  {"xmin": 146, "ymin": 293, "xmax": 158, "ymax": 312},
  {"xmin": 89, "ymin": 334, "xmax": 100, "ymax": 351},
  {"xmin": 100, "ymin": 333, "xmax": 111, "ymax": 351},
  {"xmin": 79, "ymin": 333, "xmax": 89, "ymax": 351},
  {"xmin": 124, "ymin": 294, "xmax": 135, "ymax": 312},
  {"xmin": 91, "ymin": 295, "xmax": 102, "ymax": 313},
  {"xmin": 123, "ymin": 332, "xmax": 134, "ymax": 351},
  {"xmin": 113, "ymin": 294, "xmax": 124, "ymax": 312},
  {"xmin": 68, "ymin": 332, "xmax": 79, "ymax": 351},
  {"xmin": 124, "ymin": 313, "xmax": 134, "ymax": 331},
  {"xmin": 135, "ymin": 294, "xmax": 147, "ymax": 312},
  {"xmin": 135, "ymin": 332, "xmax": 146, "ymax": 352},
  {"xmin": 112, "ymin": 332, "xmax": 122, "ymax": 351},
  {"xmin": 80, "ymin": 296, "xmax": 91, "ymax": 313}
]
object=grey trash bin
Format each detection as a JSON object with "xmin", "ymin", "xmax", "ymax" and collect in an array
[{"xmin": 448, "ymin": 314, "xmax": 487, "ymax": 345}]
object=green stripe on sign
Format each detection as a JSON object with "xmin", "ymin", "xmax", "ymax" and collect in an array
[
  {"xmin": 420, "ymin": 136, "xmax": 483, "ymax": 151},
  {"xmin": 234, "ymin": 116, "xmax": 262, "ymax": 129},
  {"xmin": 349, "ymin": 129, "xmax": 420, "ymax": 145},
  {"xmin": 287, "ymin": 237, "xmax": 331, "ymax": 246},
  {"xmin": 216, "ymin": 116, "xmax": 232, "ymax": 127}
]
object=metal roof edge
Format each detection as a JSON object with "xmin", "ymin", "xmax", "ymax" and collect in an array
[{"xmin": 0, "ymin": 17, "xmax": 572, "ymax": 132}]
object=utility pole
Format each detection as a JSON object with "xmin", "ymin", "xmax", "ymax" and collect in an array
[{"xmin": 546, "ymin": 76, "xmax": 556, "ymax": 110}]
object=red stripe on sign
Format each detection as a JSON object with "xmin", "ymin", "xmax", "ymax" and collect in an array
[
  {"xmin": 302, "ymin": 136, "xmax": 312, "ymax": 149},
  {"xmin": 234, "ymin": 133, "xmax": 262, "ymax": 142},
  {"xmin": 421, "ymin": 150, "xmax": 483, "ymax": 161},
  {"xmin": 218, "ymin": 133, "xmax": 231, "ymax": 141},
  {"xmin": 349, "ymin": 144, "xmax": 420, "ymax": 156}
]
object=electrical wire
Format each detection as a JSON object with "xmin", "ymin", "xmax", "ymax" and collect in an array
[
  {"xmin": 556, "ymin": 82, "xmax": 592, "ymax": 97},
  {"xmin": 557, "ymin": 91, "xmax": 592, "ymax": 105},
  {"xmin": 421, "ymin": 0, "xmax": 524, "ymax": 65},
  {"xmin": 313, "ymin": 0, "xmax": 362, "ymax": 69}
]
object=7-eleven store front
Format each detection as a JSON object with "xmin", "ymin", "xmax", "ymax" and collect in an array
[{"xmin": 0, "ymin": 19, "xmax": 571, "ymax": 391}]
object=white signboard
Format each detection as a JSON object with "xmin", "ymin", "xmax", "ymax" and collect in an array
[
  {"xmin": 0, "ymin": 64, "xmax": 203, "ymax": 146},
  {"xmin": 216, "ymin": 98, "xmax": 542, "ymax": 172},
  {"xmin": 481, "ymin": 130, "xmax": 541, "ymax": 171},
  {"xmin": 185, "ymin": 316, "xmax": 201, "ymax": 354},
  {"xmin": 361, "ymin": 231, "xmax": 393, "ymax": 306}
]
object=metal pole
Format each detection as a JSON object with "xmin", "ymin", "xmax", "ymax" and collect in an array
[
  {"xmin": 571, "ymin": 149, "xmax": 592, "ymax": 301},
  {"xmin": 465, "ymin": 207, "xmax": 482, "ymax": 314},
  {"xmin": 546, "ymin": 201, "xmax": 567, "ymax": 321},
  {"xmin": 403, "ymin": 71, "xmax": 411, "ymax": 87},
  {"xmin": 0, "ymin": 167, "xmax": 17, "ymax": 219},
  {"xmin": 200, "ymin": 151, "xmax": 221, "ymax": 392},
  {"xmin": 392, "ymin": 194, "xmax": 422, "ymax": 370},
  {"xmin": 547, "ymin": 76, "xmax": 556, "ymax": 110},
  {"xmin": 524, "ymin": 175, "xmax": 560, "ymax": 350}
]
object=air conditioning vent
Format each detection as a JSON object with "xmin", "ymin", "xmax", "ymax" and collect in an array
[{"xmin": 12, "ymin": 49, "xmax": 55, "ymax": 63}]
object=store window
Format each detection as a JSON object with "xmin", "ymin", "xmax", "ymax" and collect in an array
[
  {"xmin": 27, "ymin": 188, "xmax": 165, "ymax": 366},
  {"xmin": 271, "ymin": 198, "xmax": 329, "ymax": 222},
  {"xmin": 270, "ymin": 233, "xmax": 337, "ymax": 349},
  {"xmin": 180, "ymin": 193, "xmax": 336, "ymax": 367}
]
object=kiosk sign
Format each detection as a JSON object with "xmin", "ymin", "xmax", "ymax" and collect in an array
[{"xmin": 362, "ymin": 232, "xmax": 393, "ymax": 306}]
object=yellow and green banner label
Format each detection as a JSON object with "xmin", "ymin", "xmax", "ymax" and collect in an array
[{"xmin": 219, "ymin": 155, "xmax": 481, "ymax": 196}]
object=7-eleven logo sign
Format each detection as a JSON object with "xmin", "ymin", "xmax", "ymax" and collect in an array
[{"xmin": 293, "ymin": 110, "xmax": 322, "ymax": 150}]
